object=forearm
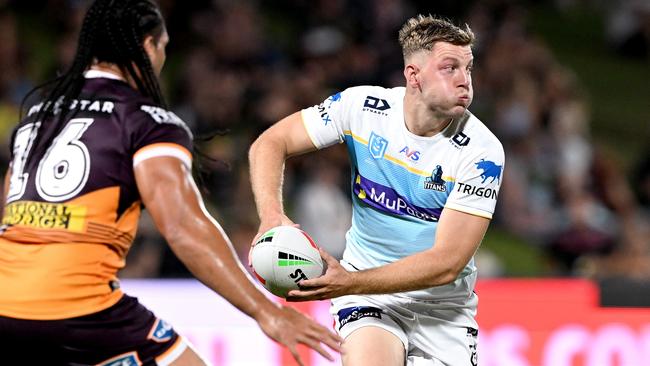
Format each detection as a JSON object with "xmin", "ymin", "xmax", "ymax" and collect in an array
[
  {"xmin": 248, "ymin": 136, "xmax": 288, "ymax": 219},
  {"xmin": 350, "ymin": 249, "xmax": 461, "ymax": 294},
  {"xmin": 249, "ymin": 112, "xmax": 318, "ymax": 222},
  {"xmin": 346, "ymin": 210, "xmax": 488, "ymax": 295}
]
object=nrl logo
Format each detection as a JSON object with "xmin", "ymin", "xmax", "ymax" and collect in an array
[{"xmin": 368, "ymin": 132, "xmax": 388, "ymax": 159}]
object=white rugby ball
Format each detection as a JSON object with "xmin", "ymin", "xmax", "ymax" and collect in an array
[{"xmin": 251, "ymin": 226, "xmax": 324, "ymax": 298}]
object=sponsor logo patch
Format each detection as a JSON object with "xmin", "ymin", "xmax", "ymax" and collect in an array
[
  {"xmin": 467, "ymin": 327, "xmax": 478, "ymax": 366},
  {"xmin": 450, "ymin": 132, "xmax": 471, "ymax": 148},
  {"xmin": 317, "ymin": 104, "xmax": 331, "ymax": 125},
  {"xmin": 337, "ymin": 306, "xmax": 382, "ymax": 330},
  {"xmin": 148, "ymin": 318, "xmax": 174, "ymax": 343},
  {"xmin": 363, "ymin": 96, "xmax": 390, "ymax": 115},
  {"xmin": 329, "ymin": 92, "xmax": 342, "ymax": 103},
  {"xmin": 399, "ymin": 146, "xmax": 420, "ymax": 161},
  {"xmin": 424, "ymin": 165, "xmax": 446, "ymax": 192},
  {"xmin": 475, "ymin": 159, "xmax": 502, "ymax": 184},
  {"xmin": 456, "ymin": 182, "xmax": 498, "ymax": 200},
  {"xmin": 316, "ymin": 92, "xmax": 341, "ymax": 126},
  {"xmin": 28, "ymin": 99, "xmax": 115, "ymax": 117},
  {"xmin": 2, "ymin": 201, "xmax": 87, "ymax": 231},
  {"xmin": 354, "ymin": 172, "xmax": 442, "ymax": 222},
  {"xmin": 97, "ymin": 352, "xmax": 141, "ymax": 366},
  {"xmin": 141, "ymin": 105, "xmax": 193, "ymax": 138}
]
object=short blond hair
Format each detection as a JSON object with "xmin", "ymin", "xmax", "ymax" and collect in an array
[{"xmin": 398, "ymin": 14, "xmax": 475, "ymax": 60}]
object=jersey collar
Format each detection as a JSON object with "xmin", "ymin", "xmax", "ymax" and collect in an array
[{"xmin": 84, "ymin": 69, "xmax": 125, "ymax": 81}]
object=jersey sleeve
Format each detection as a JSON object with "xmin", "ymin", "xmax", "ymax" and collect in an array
[
  {"xmin": 445, "ymin": 142, "xmax": 505, "ymax": 219},
  {"xmin": 300, "ymin": 88, "xmax": 358, "ymax": 149},
  {"xmin": 127, "ymin": 105, "xmax": 193, "ymax": 169}
]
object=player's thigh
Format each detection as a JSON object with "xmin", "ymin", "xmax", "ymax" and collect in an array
[
  {"xmin": 343, "ymin": 326, "xmax": 405, "ymax": 366},
  {"xmin": 332, "ymin": 294, "xmax": 409, "ymax": 366}
]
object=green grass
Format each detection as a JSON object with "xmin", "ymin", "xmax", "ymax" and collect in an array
[{"xmin": 481, "ymin": 228, "xmax": 546, "ymax": 277}]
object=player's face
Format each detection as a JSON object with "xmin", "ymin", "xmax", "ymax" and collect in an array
[
  {"xmin": 414, "ymin": 42, "xmax": 474, "ymax": 119},
  {"xmin": 144, "ymin": 29, "xmax": 169, "ymax": 77}
]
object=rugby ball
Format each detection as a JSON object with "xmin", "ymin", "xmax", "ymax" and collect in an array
[{"xmin": 251, "ymin": 226, "xmax": 324, "ymax": 297}]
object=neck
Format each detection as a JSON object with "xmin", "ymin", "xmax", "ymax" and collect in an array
[
  {"xmin": 89, "ymin": 62, "xmax": 138, "ymax": 89},
  {"xmin": 90, "ymin": 62, "xmax": 125, "ymax": 79},
  {"xmin": 403, "ymin": 91, "xmax": 453, "ymax": 137}
]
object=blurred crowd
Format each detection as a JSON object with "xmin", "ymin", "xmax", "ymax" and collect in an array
[{"xmin": 1, "ymin": 0, "xmax": 649, "ymax": 280}]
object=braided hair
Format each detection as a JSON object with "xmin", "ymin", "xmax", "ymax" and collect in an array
[{"xmin": 21, "ymin": 0, "xmax": 166, "ymax": 170}]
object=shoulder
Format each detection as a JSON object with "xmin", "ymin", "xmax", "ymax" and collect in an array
[
  {"xmin": 458, "ymin": 111, "xmax": 504, "ymax": 158},
  {"xmin": 123, "ymin": 100, "xmax": 193, "ymax": 140},
  {"xmin": 81, "ymin": 78, "xmax": 192, "ymax": 137},
  {"xmin": 341, "ymin": 85, "xmax": 404, "ymax": 102},
  {"xmin": 330, "ymin": 86, "xmax": 404, "ymax": 117}
]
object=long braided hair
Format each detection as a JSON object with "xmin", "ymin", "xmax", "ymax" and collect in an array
[{"xmin": 21, "ymin": 0, "xmax": 166, "ymax": 171}]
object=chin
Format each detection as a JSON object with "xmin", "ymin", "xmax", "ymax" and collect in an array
[{"xmin": 450, "ymin": 106, "xmax": 468, "ymax": 118}]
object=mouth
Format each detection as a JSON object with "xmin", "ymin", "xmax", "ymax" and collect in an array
[{"xmin": 457, "ymin": 96, "xmax": 471, "ymax": 106}]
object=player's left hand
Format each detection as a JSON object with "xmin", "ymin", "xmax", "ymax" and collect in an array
[{"xmin": 286, "ymin": 248, "xmax": 354, "ymax": 301}]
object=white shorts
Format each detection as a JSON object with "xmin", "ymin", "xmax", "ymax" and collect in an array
[{"xmin": 331, "ymin": 293, "xmax": 478, "ymax": 366}]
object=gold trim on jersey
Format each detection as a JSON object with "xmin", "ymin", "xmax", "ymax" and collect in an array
[
  {"xmin": 300, "ymin": 109, "xmax": 321, "ymax": 149},
  {"xmin": 444, "ymin": 203, "xmax": 493, "ymax": 219},
  {"xmin": 343, "ymin": 130, "xmax": 456, "ymax": 180}
]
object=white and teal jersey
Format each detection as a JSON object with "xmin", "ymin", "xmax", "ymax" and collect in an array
[{"xmin": 301, "ymin": 85, "xmax": 504, "ymax": 301}]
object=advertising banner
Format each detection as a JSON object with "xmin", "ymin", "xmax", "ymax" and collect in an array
[{"xmin": 122, "ymin": 279, "xmax": 650, "ymax": 366}]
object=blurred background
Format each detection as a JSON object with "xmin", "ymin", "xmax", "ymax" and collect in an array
[
  {"xmin": 3, "ymin": 1, "xmax": 650, "ymax": 364},
  {"xmin": 1, "ymin": 0, "xmax": 649, "ymax": 300}
]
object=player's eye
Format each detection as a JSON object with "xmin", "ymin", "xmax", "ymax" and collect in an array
[{"xmin": 442, "ymin": 65, "xmax": 456, "ymax": 73}]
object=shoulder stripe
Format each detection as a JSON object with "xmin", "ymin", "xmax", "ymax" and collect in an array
[
  {"xmin": 343, "ymin": 130, "xmax": 456, "ymax": 180},
  {"xmin": 300, "ymin": 109, "xmax": 320, "ymax": 148},
  {"xmin": 344, "ymin": 130, "xmax": 367, "ymax": 144},
  {"xmin": 133, "ymin": 143, "xmax": 192, "ymax": 169},
  {"xmin": 444, "ymin": 203, "xmax": 493, "ymax": 219},
  {"xmin": 155, "ymin": 337, "xmax": 189, "ymax": 366}
]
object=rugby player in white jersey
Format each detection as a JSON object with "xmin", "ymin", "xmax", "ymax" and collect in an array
[{"xmin": 249, "ymin": 14, "xmax": 505, "ymax": 366}]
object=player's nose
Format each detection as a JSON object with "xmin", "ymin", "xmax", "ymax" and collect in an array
[{"xmin": 456, "ymin": 70, "xmax": 470, "ymax": 88}]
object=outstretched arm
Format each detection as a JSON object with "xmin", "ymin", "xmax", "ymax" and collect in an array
[
  {"xmin": 248, "ymin": 111, "xmax": 317, "ymax": 235},
  {"xmin": 135, "ymin": 156, "xmax": 342, "ymax": 364},
  {"xmin": 287, "ymin": 208, "xmax": 489, "ymax": 300}
]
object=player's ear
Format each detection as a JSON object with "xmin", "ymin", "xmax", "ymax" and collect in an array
[
  {"xmin": 143, "ymin": 35, "xmax": 156, "ymax": 62},
  {"xmin": 404, "ymin": 63, "xmax": 420, "ymax": 87}
]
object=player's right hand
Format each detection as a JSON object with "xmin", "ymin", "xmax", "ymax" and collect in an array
[
  {"xmin": 256, "ymin": 304, "xmax": 343, "ymax": 366},
  {"xmin": 248, "ymin": 214, "xmax": 299, "ymax": 267}
]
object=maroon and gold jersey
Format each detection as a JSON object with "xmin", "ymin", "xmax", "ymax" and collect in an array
[{"xmin": 0, "ymin": 71, "xmax": 192, "ymax": 320}]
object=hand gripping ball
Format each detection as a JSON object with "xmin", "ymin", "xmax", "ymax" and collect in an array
[{"xmin": 251, "ymin": 226, "xmax": 324, "ymax": 297}]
